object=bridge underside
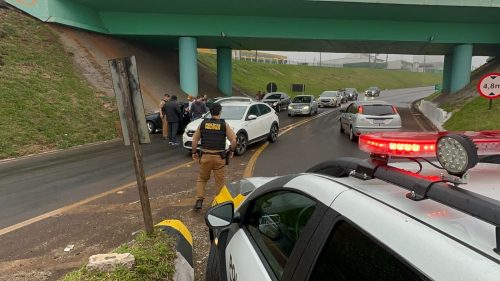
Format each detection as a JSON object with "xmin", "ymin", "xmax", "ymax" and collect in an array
[{"xmin": 7, "ymin": 0, "xmax": 500, "ymax": 95}]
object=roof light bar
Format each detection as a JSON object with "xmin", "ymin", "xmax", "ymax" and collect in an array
[{"xmin": 359, "ymin": 131, "xmax": 500, "ymax": 158}]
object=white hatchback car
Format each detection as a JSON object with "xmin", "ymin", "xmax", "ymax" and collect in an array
[
  {"xmin": 204, "ymin": 131, "xmax": 500, "ymax": 281},
  {"xmin": 182, "ymin": 101, "xmax": 279, "ymax": 155}
]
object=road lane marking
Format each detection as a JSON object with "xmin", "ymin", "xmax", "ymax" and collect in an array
[
  {"xmin": 244, "ymin": 110, "xmax": 336, "ymax": 178},
  {"xmin": 0, "ymin": 160, "xmax": 194, "ymax": 237},
  {"xmin": 0, "ymin": 110, "xmax": 335, "ymax": 235}
]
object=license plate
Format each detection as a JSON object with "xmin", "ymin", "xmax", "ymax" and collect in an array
[{"xmin": 373, "ymin": 119, "xmax": 385, "ymax": 124}]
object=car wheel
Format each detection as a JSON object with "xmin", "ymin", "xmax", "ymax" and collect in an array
[
  {"xmin": 340, "ymin": 121, "xmax": 344, "ymax": 133},
  {"xmin": 349, "ymin": 126, "xmax": 358, "ymax": 142},
  {"xmin": 269, "ymin": 123, "xmax": 279, "ymax": 143},
  {"xmin": 205, "ymin": 243, "xmax": 220, "ymax": 281},
  {"xmin": 146, "ymin": 121, "xmax": 155, "ymax": 134},
  {"xmin": 235, "ymin": 133, "xmax": 248, "ymax": 155}
]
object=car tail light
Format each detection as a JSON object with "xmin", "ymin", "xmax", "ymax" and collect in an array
[
  {"xmin": 358, "ymin": 105, "xmax": 363, "ymax": 114},
  {"xmin": 359, "ymin": 131, "xmax": 500, "ymax": 158},
  {"xmin": 392, "ymin": 106, "xmax": 398, "ymax": 114}
]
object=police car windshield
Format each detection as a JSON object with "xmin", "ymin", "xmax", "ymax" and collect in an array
[{"xmin": 204, "ymin": 105, "xmax": 247, "ymax": 120}]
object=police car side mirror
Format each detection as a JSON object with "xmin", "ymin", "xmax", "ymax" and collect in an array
[
  {"xmin": 247, "ymin": 115, "xmax": 257, "ymax": 121},
  {"xmin": 205, "ymin": 202, "xmax": 234, "ymax": 228}
]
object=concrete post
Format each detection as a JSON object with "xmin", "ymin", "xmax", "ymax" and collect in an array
[
  {"xmin": 179, "ymin": 37, "xmax": 198, "ymax": 97},
  {"xmin": 217, "ymin": 47, "xmax": 232, "ymax": 96},
  {"xmin": 450, "ymin": 44, "xmax": 473, "ymax": 94},
  {"xmin": 442, "ymin": 54, "xmax": 453, "ymax": 93}
]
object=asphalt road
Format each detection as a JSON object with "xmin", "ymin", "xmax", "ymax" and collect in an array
[
  {"xmin": 253, "ymin": 86, "xmax": 435, "ymax": 176},
  {"xmin": 0, "ymin": 108, "xmax": 312, "ymax": 229},
  {"xmin": 0, "ymin": 86, "xmax": 434, "ymax": 229}
]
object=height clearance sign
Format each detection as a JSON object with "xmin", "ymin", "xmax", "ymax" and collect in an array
[{"xmin": 477, "ymin": 73, "xmax": 500, "ymax": 99}]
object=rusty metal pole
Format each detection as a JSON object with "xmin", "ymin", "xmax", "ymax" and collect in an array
[{"xmin": 116, "ymin": 59, "xmax": 154, "ymax": 235}]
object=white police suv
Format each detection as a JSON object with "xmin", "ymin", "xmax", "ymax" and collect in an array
[{"xmin": 204, "ymin": 131, "xmax": 500, "ymax": 281}]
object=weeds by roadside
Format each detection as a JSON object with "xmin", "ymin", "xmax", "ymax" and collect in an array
[{"xmin": 60, "ymin": 229, "xmax": 176, "ymax": 281}]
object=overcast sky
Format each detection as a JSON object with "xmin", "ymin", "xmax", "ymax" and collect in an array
[{"xmin": 264, "ymin": 51, "xmax": 489, "ymax": 68}]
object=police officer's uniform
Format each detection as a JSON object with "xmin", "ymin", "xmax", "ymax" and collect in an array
[{"xmin": 191, "ymin": 115, "xmax": 236, "ymax": 209}]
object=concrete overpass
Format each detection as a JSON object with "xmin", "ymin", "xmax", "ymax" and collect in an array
[{"xmin": 7, "ymin": 0, "xmax": 500, "ymax": 96}]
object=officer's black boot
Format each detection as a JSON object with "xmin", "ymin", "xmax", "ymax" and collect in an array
[{"xmin": 194, "ymin": 199, "xmax": 203, "ymax": 210}]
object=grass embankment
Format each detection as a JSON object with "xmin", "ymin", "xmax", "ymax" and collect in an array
[
  {"xmin": 443, "ymin": 97, "xmax": 500, "ymax": 131},
  {"xmin": 0, "ymin": 9, "xmax": 117, "ymax": 159},
  {"xmin": 61, "ymin": 230, "xmax": 176, "ymax": 281},
  {"xmin": 198, "ymin": 53, "xmax": 442, "ymax": 97}
]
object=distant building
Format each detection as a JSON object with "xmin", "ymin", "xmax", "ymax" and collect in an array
[
  {"xmin": 412, "ymin": 55, "xmax": 444, "ymax": 72},
  {"xmin": 322, "ymin": 53, "xmax": 384, "ymax": 67},
  {"xmin": 387, "ymin": 59, "xmax": 414, "ymax": 71},
  {"xmin": 238, "ymin": 51, "xmax": 288, "ymax": 64}
]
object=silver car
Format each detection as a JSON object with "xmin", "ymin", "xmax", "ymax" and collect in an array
[
  {"xmin": 318, "ymin": 91, "xmax": 341, "ymax": 107},
  {"xmin": 340, "ymin": 101, "xmax": 402, "ymax": 141},
  {"xmin": 287, "ymin": 95, "xmax": 318, "ymax": 116}
]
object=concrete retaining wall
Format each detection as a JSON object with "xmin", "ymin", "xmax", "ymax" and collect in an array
[{"xmin": 418, "ymin": 100, "xmax": 452, "ymax": 131}]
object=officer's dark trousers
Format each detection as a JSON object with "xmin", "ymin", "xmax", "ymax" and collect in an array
[
  {"xmin": 196, "ymin": 154, "xmax": 225, "ymax": 200},
  {"xmin": 168, "ymin": 122, "xmax": 178, "ymax": 143}
]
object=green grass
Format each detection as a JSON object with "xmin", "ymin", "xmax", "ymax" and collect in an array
[
  {"xmin": 0, "ymin": 9, "xmax": 118, "ymax": 159},
  {"xmin": 60, "ymin": 229, "xmax": 176, "ymax": 281},
  {"xmin": 444, "ymin": 97, "xmax": 500, "ymax": 131},
  {"xmin": 198, "ymin": 53, "xmax": 442, "ymax": 97}
]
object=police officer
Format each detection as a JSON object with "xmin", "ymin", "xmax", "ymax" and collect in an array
[{"xmin": 191, "ymin": 103, "xmax": 237, "ymax": 210}]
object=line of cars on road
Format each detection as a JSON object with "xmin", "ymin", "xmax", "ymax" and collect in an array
[{"xmin": 146, "ymin": 86, "xmax": 398, "ymax": 151}]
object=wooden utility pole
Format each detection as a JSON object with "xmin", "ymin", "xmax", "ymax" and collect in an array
[{"xmin": 113, "ymin": 58, "xmax": 154, "ymax": 235}]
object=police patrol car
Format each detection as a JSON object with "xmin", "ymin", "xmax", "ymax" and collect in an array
[{"xmin": 204, "ymin": 131, "xmax": 500, "ymax": 281}]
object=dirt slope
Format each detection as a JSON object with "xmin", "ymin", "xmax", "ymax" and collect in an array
[{"xmin": 50, "ymin": 25, "xmax": 223, "ymax": 113}]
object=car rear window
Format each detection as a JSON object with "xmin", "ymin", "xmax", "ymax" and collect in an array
[
  {"xmin": 362, "ymin": 105, "xmax": 395, "ymax": 116},
  {"xmin": 265, "ymin": 94, "xmax": 282, "ymax": 99},
  {"xmin": 293, "ymin": 96, "xmax": 311, "ymax": 103}
]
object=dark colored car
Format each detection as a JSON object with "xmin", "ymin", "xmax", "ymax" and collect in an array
[
  {"xmin": 345, "ymin": 88, "xmax": 359, "ymax": 101},
  {"xmin": 365, "ymin": 86, "xmax": 381, "ymax": 97},
  {"xmin": 146, "ymin": 102, "xmax": 191, "ymax": 134},
  {"xmin": 338, "ymin": 89, "xmax": 348, "ymax": 103},
  {"xmin": 262, "ymin": 92, "xmax": 291, "ymax": 112}
]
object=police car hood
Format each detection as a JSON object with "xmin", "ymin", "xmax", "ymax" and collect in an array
[
  {"xmin": 185, "ymin": 118, "xmax": 243, "ymax": 132},
  {"xmin": 225, "ymin": 177, "xmax": 279, "ymax": 198}
]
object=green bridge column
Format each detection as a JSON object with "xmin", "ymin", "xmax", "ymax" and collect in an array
[
  {"xmin": 179, "ymin": 37, "xmax": 198, "ymax": 97},
  {"xmin": 442, "ymin": 54, "xmax": 453, "ymax": 93},
  {"xmin": 217, "ymin": 47, "xmax": 232, "ymax": 96},
  {"xmin": 450, "ymin": 44, "xmax": 473, "ymax": 94}
]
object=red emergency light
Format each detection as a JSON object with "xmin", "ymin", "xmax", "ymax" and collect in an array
[{"xmin": 359, "ymin": 131, "xmax": 500, "ymax": 158}]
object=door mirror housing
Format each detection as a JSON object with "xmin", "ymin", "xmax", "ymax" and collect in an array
[
  {"xmin": 247, "ymin": 114, "xmax": 257, "ymax": 121},
  {"xmin": 205, "ymin": 202, "xmax": 234, "ymax": 228}
]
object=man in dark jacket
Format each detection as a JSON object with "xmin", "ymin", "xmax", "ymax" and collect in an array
[
  {"xmin": 190, "ymin": 96, "xmax": 208, "ymax": 120},
  {"xmin": 164, "ymin": 95, "xmax": 181, "ymax": 145}
]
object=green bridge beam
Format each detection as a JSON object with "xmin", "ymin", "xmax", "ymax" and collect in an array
[
  {"xmin": 450, "ymin": 44, "xmax": 473, "ymax": 94},
  {"xmin": 217, "ymin": 48, "xmax": 232, "ymax": 96},
  {"xmin": 179, "ymin": 37, "xmax": 198, "ymax": 97}
]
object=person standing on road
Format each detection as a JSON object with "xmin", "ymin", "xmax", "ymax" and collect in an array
[
  {"xmin": 159, "ymin": 94, "xmax": 170, "ymax": 139},
  {"xmin": 190, "ymin": 96, "xmax": 208, "ymax": 120},
  {"xmin": 164, "ymin": 95, "xmax": 181, "ymax": 145},
  {"xmin": 191, "ymin": 103, "xmax": 237, "ymax": 210}
]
